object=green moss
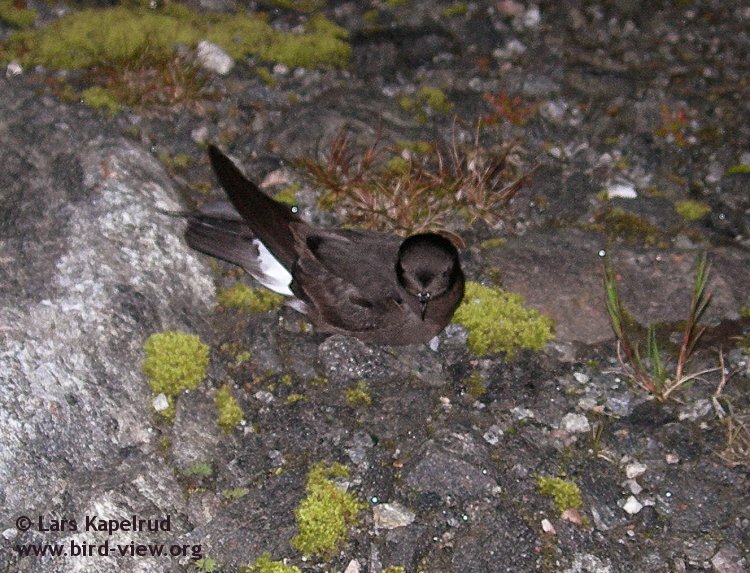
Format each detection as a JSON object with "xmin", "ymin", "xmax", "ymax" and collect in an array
[
  {"xmin": 594, "ymin": 207, "xmax": 662, "ymax": 246},
  {"xmin": 2, "ymin": 5, "xmax": 349, "ymax": 72},
  {"xmin": 0, "ymin": 0, "xmax": 36, "ymax": 29},
  {"xmin": 194, "ymin": 558, "xmax": 219, "ymax": 572},
  {"xmin": 286, "ymin": 393, "xmax": 306, "ymax": 404},
  {"xmin": 363, "ymin": 9, "xmax": 380, "ymax": 23},
  {"xmin": 216, "ymin": 385, "xmax": 244, "ymax": 431},
  {"xmin": 452, "ymin": 282, "xmax": 554, "ymax": 357},
  {"xmin": 479, "ymin": 238, "xmax": 506, "ymax": 250},
  {"xmin": 383, "ymin": 567, "xmax": 406, "ymax": 573},
  {"xmin": 536, "ymin": 476, "xmax": 583, "ymax": 514},
  {"xmin": 143, "ymin": 330, "xmax": 210, "ymax": 398},
  {"xmin": 464, "ymin": 372, "xmax": 486, "ymax": 399},
  {"xmin": 259, "ymin": 14, "xmax": 350, "ymax": 69},
  {"xmin": 386, "ymin": 0, "xmax": 410, "ymax": 7},
  {"xmin": 418, "ymin": 86, "xmax": 453, "ymax": 113},
  {"xmin": 266, "ymin": 0, "xmax": 326, "ymax": 12},
  {"xmin": 217, "ymin": 283, "xmax": 285, "ymax": 312},
  {"xmin": 222, "ymin": 487, "xmax": 250, "ymax": 501},
  {"xmin": 398, "ymin": 95, "xmax": 418, "ymax": 112},
  {"xmin": 274, "ymin": 182, "xmax": 301, "ymax": 205},
  {"xmin": 740, "ymin": 306, "xmax": 750, "ymax": 319},
  {"xmin": 256, "ymin": 66, "xmax": 276, "ymax": 86},
  {"xmin": 291, "ymin": 463, "xmax": 365, "ymax": 558},
  {"xmin": 249, "ymin": 554, "xmax": 302, "ymax": 573},
  {"xmin": 80, "ymin": 86, "xmax": 123, "ymax": 115},
  {"xmin": 674, "ymin": 200, "xmax": 711, "ymax": 221},
  {"xmin": 345, "ymin": 381, "xmax": 372, "ymax": 407},
  {"xmin": 395, "ymin": 140, "xmax": 434, "ymax": 155},
  {"xmin": 727, "ymin": 164, "xmax": 750, "ymax": 175},
  {"xmin": 441, "ymin": 2, "xmax": 468, "ymax": 17},
  {"xmin": 184, "ymin": 462, "xmax": 214, "ymax": 478},
  {"xmin": 385, "ymin": 156, "xmax": 410, "ymax": 175}
]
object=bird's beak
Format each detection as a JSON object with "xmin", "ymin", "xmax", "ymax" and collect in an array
[{"xmin": 418, "ymin": 291, "xmax": 431, "ymax": 321}]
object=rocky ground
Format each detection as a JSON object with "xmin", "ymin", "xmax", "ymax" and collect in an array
[{"xmin": 1, "ymin": 1, "xmax": 749, "ymax": 572}]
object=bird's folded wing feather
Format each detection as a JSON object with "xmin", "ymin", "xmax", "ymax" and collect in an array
[{"xmin": 290, "ymin": 229, "xmax": 404, "ymax": 332}]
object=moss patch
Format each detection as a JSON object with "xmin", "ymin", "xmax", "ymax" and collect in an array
[
  {"xmin": 3, "ymin": 6, "xmax": 349, "ymax": 70},
  {"xmin": 274, "ymin": 182, "xmax": 301, "ymax": 206},
  {"xmin": 442, "ymin": 2, "xmax": 468, "ymax": 17},
  {"xmin": 80, "ymin": 86, "xmax": 123, "ymax": 115},
  {"xmin": 674, "ymin": 200, "xmax": 711, "ymax": 221},
  {"xmin": 345, "ymin": 381, "xmax": 372, "ymax": 407},
  {"xmin": 215, "ymin": 385, "xmax": 244, "ymax": 431},
  {"xmin": 143, "ymin": 331, "xmax": 210, "ymax": 419},
  {"xmin": 453, "ymin": 282, "xmax": 554, "ymax": 357},
  {"xmin": 247, "ymin": 554, "xmax": 301, "ymax": 573},
  {"xmin": 0, "ymin": 0, "xmax": 36, "ymax": 29},
  {"xmin": 217, "ymin": 283, "xmax": 285, "ymax": 313},
  {"xmin": 594, "ymin": 206, "xmax": 663, "ymax": 246},
  {"xmin": 536, "ymin": 476, "xmax": 583, "ymax": 514},
  {"xmin": 291, "ymin": 463, "xmax": 365, "ymax": 558}
]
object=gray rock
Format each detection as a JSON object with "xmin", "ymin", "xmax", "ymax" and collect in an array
[
  {"xmin": 196, "ymin": 40, "xmax": 234, "ymax": 75},
  {"xmin": 0, "ymin": 81, "xmax": 213, "ymax": 573}
]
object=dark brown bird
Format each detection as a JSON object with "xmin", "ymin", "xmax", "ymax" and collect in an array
[{"xmin": 185, "ymin": 145, "xmax": 464, "ymax": 345}]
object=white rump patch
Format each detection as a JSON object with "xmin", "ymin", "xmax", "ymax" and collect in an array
[{"xmin": 254, "ymin": 239, "xmax": 294, "ymax": 296}]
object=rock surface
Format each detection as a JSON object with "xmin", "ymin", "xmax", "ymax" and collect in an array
[{"xmin": 1, "ymin": 2, "xmax": 749, "ymax": 573}]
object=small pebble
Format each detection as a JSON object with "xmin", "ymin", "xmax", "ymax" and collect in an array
[
  {"xmin": 152, "ymin": 393, "xmax": 169, "ymax": 412},
  {"xmin": 561, "ymin": 412, "xmax": 591, "ymax": 433},
  {"xmin": 625, "ymin": 461, "xmax": 647, "ymax": 479},
  {"xmin": 665, "ymin": 453, "xmax": 680, "ymax": 464},
  {"xmin": 623, "ymin": 496, "xmax": 643, "ymax": 515},
  {"xmin": 343, "ymin": 560, "xmax": 360, "ymax": 573},
  {"xmin": 196, "ymin": 41, "xmax": 234, "ymax": 75},
  {"xmin": 373, "ymin": 502, "xmax": 416, "ymax": 529},
  {"xmin": 541, "ymin": 518, "xmax": 556, "ymax": 534}
]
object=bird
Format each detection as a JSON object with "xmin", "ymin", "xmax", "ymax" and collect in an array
[{"xmin": 185, "ymin": 145, "xmax": 465, "ymax": 345}]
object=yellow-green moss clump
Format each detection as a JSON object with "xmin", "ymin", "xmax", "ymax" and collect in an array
[
  {"xmin": 442, "ymin": 2, "xmax": 468, "ymax": 17},
  {"xmin": 143, "ymin": 331, "xmax": 210, "ymax": 419},
  {"xmin": 0, "ymin": 0, "xmax": 36, "ymax": 29},
  {"xmin": 2, "ymin": 5, "xmax": 350, "ymax": 71},
  {"xmin": 453, "ymin": 282, "xmax": 554, "ymax": 357},
  {"xmin": 217, "ymin": 283, "xmax": 285, "ymax": 313},
  {"xmin": 399, "ymin": 86, "xmax": 453, "ymax": 118},
  {"xmin": 248, "ymin": 554, "xmax": 301, "ymax": 573},
  {"xmin": 536, "ymin": 476, "xmax": 583, "ymax": 514},
  {"xmin": 274, "ymin": 182, "xmax": 301, "ymax": 206},
  {"xmin": 291, "ymin": 463, "xmax": 365, "ymax": 558},
  {"xmin": 80, "ymin": 86, "xmax": 123, "ymax": 115},
  {"xmin": 382, "ymin": 567, "xmax": 406, "ymax": 573},
  {"xmin": 215, "ymin": 385, "xmax": 244, "ymax": 431},
  {"xmin": 345, "ymin": 381, "xmax": 372, "ymax": 407},
  {"xmin": 594, "ymin": 207, "xmax": 662, "ymax": 246},
  {"xmin": 674, "ymin": 200, "xmax": 711, "ymax": 221}
]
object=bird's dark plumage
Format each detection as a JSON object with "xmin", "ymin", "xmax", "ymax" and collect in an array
[{"xmin": 185, "ymin": 145, "xmax": 465, "ymax": 345}]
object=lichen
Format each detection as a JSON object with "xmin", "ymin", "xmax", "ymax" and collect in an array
[
  {"xmin": 143, "ymin": 331, "xmax": 210, "ymax": 420},
  {"xmin": 215, "ymin": 385, "xmax": 244, "ymax": 431},
  {"xmin": 80, "ymin": 86, "xmax": 123, "ymax": 115},
  {"xmin": 291, "ymin": 463, "xmax": 365, "ymax": 558},
  {"xmin": 452, "ymin": 282, "xmax": 554, "ymax": 357},
  {"xmin": 536, "ymin": 476, "xmax": 583, "ymax": 514},
  {"xmin": 217, "ymin": 283, "xmax": 285, "ymax": 313},
  {"xmin": 345, "ymin": 381, "xmax": 372, "ymax": 407},
  {"xmin": 0, "ymin": 0, "xmax": 36, "ymax": 29},
  {"xmin": 674, "ymin": 200, "xmax": 711, "ymax": 221}
]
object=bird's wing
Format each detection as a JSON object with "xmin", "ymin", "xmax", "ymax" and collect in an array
[{"xmin": 289, "ymin": 227, "xmax": 407, "ymax": 332}]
